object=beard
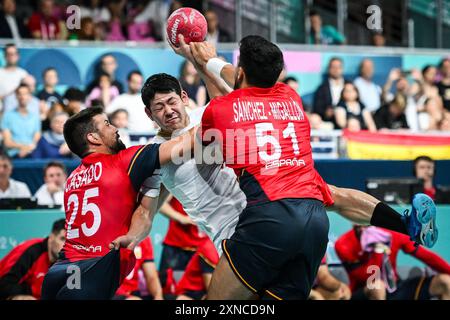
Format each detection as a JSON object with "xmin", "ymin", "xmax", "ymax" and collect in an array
[{"xmin": 110, "ymin": 137, "xmax": 126, "ymax": 154}]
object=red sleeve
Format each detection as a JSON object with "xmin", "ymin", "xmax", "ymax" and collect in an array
[
  {"xmin": 140, "ymin": 237, "xmax": 154, "ymax": 262},
  {"xmin": 411, "ymin": 247, "xmax": 450, "ymax": 274},
  {"xmin": 335, "ymin": 231, "xmax": 358, "ymax": 263},
  {"xmin": 28, "ymin": 13, "xmax": 41, "ymax": 33}
]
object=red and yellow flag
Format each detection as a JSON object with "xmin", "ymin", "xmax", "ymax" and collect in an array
[{"xmin": 343, "ymin": 130, "xmax": 450, "ymax": 160}]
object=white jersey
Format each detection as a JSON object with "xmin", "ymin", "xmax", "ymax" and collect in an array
[{"xmin": 142, "ymin": 106, "xmax": 247, "ymax": 255}]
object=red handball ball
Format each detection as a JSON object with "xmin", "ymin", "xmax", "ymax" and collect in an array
[{"xmin": 166, "ymin": 7, "xmax": 208, "ymax": 47}]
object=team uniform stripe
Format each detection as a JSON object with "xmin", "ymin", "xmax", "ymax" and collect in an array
[{"xmin": 222, "ymin": 240, "xmax": 257, "ymax": 293}]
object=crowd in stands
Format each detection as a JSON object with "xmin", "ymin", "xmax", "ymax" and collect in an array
[
  {"xmin": 281, "ymin": 56, "xmax": 450, "ymax": 132},
  {"xmin": 0, "ymin": 0, "xmax": 231, "ymax": 43}
]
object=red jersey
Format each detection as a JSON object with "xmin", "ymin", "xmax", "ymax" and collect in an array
[
  {"xmin": 0, "ymin": 238, "xmax": 51, "ymax": 299},
  {"xmin": 201, "ymin": 82, "xmax": 333, "ymax": 206},
  {"xmin": 116, "ymin": 237, "xmax": 154, "ymax": 296},
  {"xmin": 28, "ymin": 13, "xmax": 60, "ymax": 40},
  {"xmin": 335, "ymin": 227, "xmax": 450, "ymax": 291},
  {"xmin": 61, "ymin": 144, "xmax": 160, "ymax": 266},
  {"xmin": 176, "ymin": 238, "xmax": 219, "ymax": 296},
  {"xmin": 163, "ymin": 197, "xmax": 208, "ymax": 250}
]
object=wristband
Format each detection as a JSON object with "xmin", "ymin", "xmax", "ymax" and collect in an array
[{"xmin": 206, "ymin": 58, "xmax": 231, "ymax": 80}]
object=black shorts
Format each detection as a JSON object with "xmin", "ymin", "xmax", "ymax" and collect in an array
[
  {"xmin": 41, "ymin": 250, "xmax": 121, "ymax": 300},
  {"xmin": 352, "ymin": 276, "xmax": 433, "ymax": 300},
  {"xmin": 159, "ymin": 244, "xmax": 195, "ymax": 287},
  {"xmin": 222, "ymin": 198, "xmax": 329, "ymax": 300},
  {"xmin": 388, "ymin": 276, "xmax": 433, "ymax": 300}
]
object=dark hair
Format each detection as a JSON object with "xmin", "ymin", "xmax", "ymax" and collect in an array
[
  {"xmin": 3, "ymin": 43, "xmax": 16, "ymax": 54},
  {"xmin": 422, "ymin": 65, "xmax": 435, "ymax": 76},
  {"xmin": 413, "ymin": 155, "xmax": 435, "ymax": 176},
  {"xmin": 339, "ymin": 81, "xmax": 360, "ymax": 103},
  {"xmin": 42, "ymin": 67, "xmax": 57, "ymax": 78},
  {"xmin": 63, "ymin": 106, "xmax": 104, "ymax": 158},
  {"xmin": 0, "ymin": 152, "xmax": 12, "ymax": 164},
  {"xmin": 64, "ymin": 87, "xmax": 85, "ymax": 102},
  {"xmin": 110, "ymin": 108, "xmax": 128, "ymax": 120},
  {"xmin": 15, "ymin": 83, "xmax": 30, "ymax": 93},
  {"xmin": 141, "ymin": 73, "xmax": 182, "ymax": 109},
  {"xmin": 238, "ymin": 35, "xmax": 284, "ymax": 88},
  {"xmin": 127, "ymin": 70, "xmax": 142, "ymax": 81},
  {"xmin": 44, "ymin": 161, "xmax": 67, "ymax": 177},
  {"xmin": 282, "ymin": 76, "xmax": 298, "ymax": 84},
  {"xmin": 328, "ymin": 57, "xmax": 343, "ymax": 68},
  {"xmin": 51, "ymin": 218, "xmax": 66, "ymax": 234},
  {"xmin": 309, "ymin": 9, "xmax": 320, "ymax": 17}
]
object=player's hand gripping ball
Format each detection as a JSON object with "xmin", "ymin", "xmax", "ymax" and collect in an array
[{"xmin": 166, "ymin": 7, "xmax": 207, "ymax": 47}]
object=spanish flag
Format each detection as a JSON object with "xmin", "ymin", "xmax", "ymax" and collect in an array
[{"xmin": 343, "ymin": 130, "xmax": 450, "ymax": 160}]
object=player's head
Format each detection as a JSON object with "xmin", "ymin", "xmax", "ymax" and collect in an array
[
  {"xmin": 413, "ymin": 156, "xmax": 435, "ymax": 183},
  {"xmin": 141, "ymin": 73, "xmax": 190, "ymax": 134},
  {"xmin": 48, "ymin": 218, "xmax": 66, "ymax": 263},
  {"xmin": 235, "ymin": 35, "xmax": 284, "ymax": 90},
  {"xmin": 63, "ymin": 106, "xmax": 126, "ymax": 158}
]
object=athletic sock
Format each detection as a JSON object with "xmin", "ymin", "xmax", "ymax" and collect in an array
[{"xmin": 370, "ymin": 202, "xmax": 408, "ymax": 235}]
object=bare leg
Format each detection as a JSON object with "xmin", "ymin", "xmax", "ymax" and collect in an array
[
  {"xmin": 206, "ymin": 255, "xmax": 256, "ymax": 300},
  {"xmin": 364, "ymin": 279, "xmax": 387, "ymax": 300},
  {"xmin": 429, "ymin": 274, "xmax": 450, "ymax": 300},
  {"xmin": 327, "ymin": 185, "xmax": 380, "ymax": 225}
]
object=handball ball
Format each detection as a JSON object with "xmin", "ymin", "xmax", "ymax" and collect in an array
[{"xmin": 166, "ymin": 7, "xmax": 208, "ymax": 47}]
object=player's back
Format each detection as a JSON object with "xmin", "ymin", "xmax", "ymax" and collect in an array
[
  {"xmin": 62, "ymin": 146, "xmax": 144, "ymax": 262},
  {"xmin": 201, "ymin": 82, "xmax": 330, "ymax": 206}
]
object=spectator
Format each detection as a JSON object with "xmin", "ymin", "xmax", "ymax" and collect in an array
[
  {"xmin": 418, "ymin": 98, "xmax": 444, "ymax": 131},
  {"xmin": 2, "ymin": 75, "xmax": 42, "ymax": 117},
  {"xmin": 308, "ymin": 9, "xmax": 345, "ymax": 45},
  {"xmin": 175, "ymin": 238, "xmax": 219, "ymax": 300},
  {"xmin": 371, "ymin": 32, "xmax": 386, "ymax": 47},
  {"xmin": 0, "ymin": 219, "xmax": 66, "ymax": 300},
  {"xmin": 0, "ymin": 43, "xmax": 28, "ymax": 104},
  {"xmin": 353, "ymin": 59, "xmax": 382, "ymax": 113},
  {"xmin": 312, "ymin": 57, "xmax": 346, "ymax": 125},
  {"xmin": 418, "ymin": 65, "xmax": 442, "ymax": 108},
  {"xmin": 283, "ymin": 76, "xmax": 299, "ymax": 92},
  {"xmin": 63, "ymin": 87, "xmax": 85, "ymax": 115},
  {"xmin": 0, "ymin": 0, "xmax": 30, "ymax": 40},
  {"xmin": 0, "ymin": 152, "xmax": 31, "ymax": 198},
  {"xmin": 37, "ymin": 67, "xmax": 64, "ymax": 109},
  {"xmin": 86, "ymin": 54, "xmax": 124, "ymax": 94},
  {"xmin": 335, "ymin": 82, "xmax": 376, "ymax": 132},
  {"xmin": 69, "ymin": 16, "xmax": 98, "ymax": 41},
  {"xmin": 335, "ymin": 225, "xmax": 450, "ymax": 300},
  {"xmin": 131, "ymin": 0, "xmax": 171, "ymax": 41},
  {"xmin": 106, "ymin": 70, "xmax": 154, "ymax": 133},
  {"xmin": 115, "ymin": 237, "xmax": 163, "ymax": 300},
  {"xmin": 383, "ymin": 69, "xmax": 420, "ymax": 130},
  {"xmin": 437, "ymin": 58, "xmax": 450, "ymax": 111},
  {"xmin": 79, "ymin": 0, "xmax": 110, "ymax": 24},
  {"xmin": 310, "ymin": 257, "xmax": 351, "ymax": 300},
  {"xmin": 86, "ymin": 72, "xmax": 119, "ymax": 108},
  {"xmin": 28, "ymin": 0, "xmax": 61, "ymax": 40},
  {"xmin": 109, "ymin": 109, "xmax": 130, "ymax": 147},
  {"xmin": 204, "ymin": 9, "xmax": 231, "ymax": 45},
  {"xmin": 31, "ymin": 112, "xmax": 71, "ymax": 159},
  {"xmin": 1, "ymin": 84, "xmax": 41, "ymax": 158},
  {"xmin": 33, "ymin": 161, "xmax": 66, "ymax": 207},
  {"xmin": 179, "ymin": 60, "xmax": 206, "ymax": 109},
  {"xmin": 373, "ymin": 93, "xmax": 409, "ymax": 130},
  {"xmin": 104, "ymin": 0, "xmax": 126, "ymax": 41}
]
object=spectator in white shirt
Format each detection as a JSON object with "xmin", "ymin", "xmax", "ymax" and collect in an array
[
  {"xmin": 353, "ymin": 59, "xmax": 382, "ymax": 113},
  {"xmin": 0, "ymin": 44, "xmax": 28, "ymax": 104},
  {"xmin": 107, "ymin": 70, "xmax": 157, "ymax": 134},
  {"xmin": 0, "ymin": 0, "xmax": 30, "ymax": 41},
  {"xmin": 34, "ymin": 161, "xmax": 66, "ymax": 207},
  {"xmin": 0, "ymin": 153, "xmax": 31, "ymax": 198}
]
